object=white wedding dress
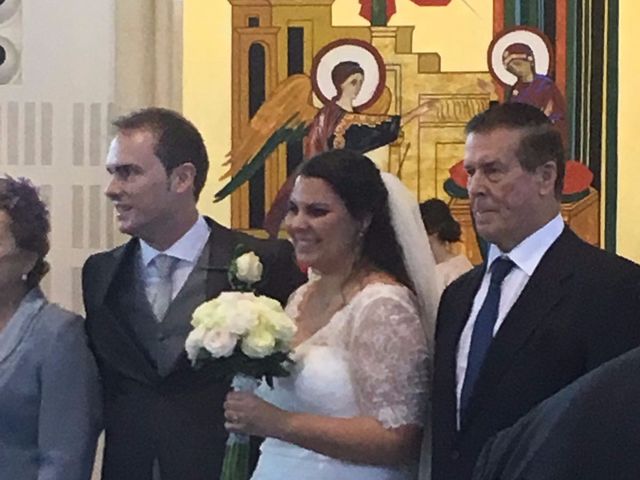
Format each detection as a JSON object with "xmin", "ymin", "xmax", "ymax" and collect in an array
[{"xmin": 251, "ymin": 281, "xmax": 430, "ymax": 480}]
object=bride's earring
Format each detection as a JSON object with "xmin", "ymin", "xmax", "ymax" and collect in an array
[{"xmin": 21, "ymin": 273, "xmax": 28, "ymax": 282}]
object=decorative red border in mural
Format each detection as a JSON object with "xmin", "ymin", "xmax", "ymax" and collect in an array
[{"xmin": 410, "ymin": 0, "xmax": 451, "ymax": 5}]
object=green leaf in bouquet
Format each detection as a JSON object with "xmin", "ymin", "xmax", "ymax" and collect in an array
[
  {"xmin": 188, "ymin": 348, "xmax": 213, "ymax": 369},
  {"xmin": 194, "ymin": 348, "xmax": 294, "ymax": 384}
]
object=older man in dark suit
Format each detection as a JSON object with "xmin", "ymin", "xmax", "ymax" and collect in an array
[
  {"xmin": 431, "ymin": 102, "xmax": 640, "ymax": 480},
  {"xmin": 83, "ymin": 108, "xmax": 305, "ymax": 480}
]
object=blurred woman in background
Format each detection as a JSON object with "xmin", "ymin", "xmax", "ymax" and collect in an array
[{"xmin": 420, "ymin": 198, "xmax": 473, "ymax": 287}]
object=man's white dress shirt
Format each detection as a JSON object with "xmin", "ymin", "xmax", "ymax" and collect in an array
[{"xmin": 138, "ymin": 215, "xmax": 211, "ymax": 303}]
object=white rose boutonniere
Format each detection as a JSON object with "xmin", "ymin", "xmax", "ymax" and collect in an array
[
  {"xmin": 234, "ymin": 251, "xmax": 263, "ymax": 285},
  {"xmin": 228, "ymin": 247, "xmax": 264, "ymax": 291}
]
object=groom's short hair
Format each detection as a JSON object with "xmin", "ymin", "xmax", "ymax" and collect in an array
[{"xmin": 112, "ymin": 107, "xmax": 209, "ymax": 200}]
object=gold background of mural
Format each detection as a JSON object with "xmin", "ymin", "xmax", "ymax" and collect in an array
[
  {"xmin": 184, "ymin": 0, "xmax": 639, "ymax": 263},
  {"xmin": 227, "ymin": 0, "xmax": 493, "ymax": 229}
]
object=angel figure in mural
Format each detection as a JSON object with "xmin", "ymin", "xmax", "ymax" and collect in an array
[{"xmin": 215, "ymin": 39, "xmax": 434, "ymax": 237}]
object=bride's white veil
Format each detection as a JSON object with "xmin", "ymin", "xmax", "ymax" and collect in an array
[
  {"xmin": 380, "ymin": 172, "xmax": 442, "ymax": 348},
  {"xmin": 380, "ymin": 172, "xmax": 442, "ymax": 480}
]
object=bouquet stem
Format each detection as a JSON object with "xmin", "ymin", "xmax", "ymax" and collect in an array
[{"xmin": 220, "ymin": 374, "xmax": 259, "ymax": 480}]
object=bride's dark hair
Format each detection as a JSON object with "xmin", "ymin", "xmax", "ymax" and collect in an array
[{"xmin": 299, "ymin": 149, "xmax": 413, "ymax": 290}]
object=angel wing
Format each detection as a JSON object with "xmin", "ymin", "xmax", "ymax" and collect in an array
[
  {"xmin": 214, "ymin": 74, "xmax": 317, "ymax": 201},
  {"xmin": 214, "ymin": 76, "xmax": 394, "ymax": 202}
]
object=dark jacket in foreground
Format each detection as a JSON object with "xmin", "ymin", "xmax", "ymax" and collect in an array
[{"xmin": 473, "ymin": 344, "xmax": 640, "ymax": 480}]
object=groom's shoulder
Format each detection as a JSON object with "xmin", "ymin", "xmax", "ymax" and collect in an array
[
  {"xmin": 207, "ymin": 217, "xmax": 292, "ymax": 258},
  {"xmin": 85, "ymin": 242, "xmax": 129, "ymax": 265},
  {"xmin": 82, "ymin": 241, "xmax": 132, "ymax": 281}
]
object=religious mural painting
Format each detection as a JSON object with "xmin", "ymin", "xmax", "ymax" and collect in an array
[
  {"xmin": 223, "ymin": 1, "xmax": 491, "ymax": 238},
  {"xmin": 217, "ymin": 38, "xmax": 407, "ymax": 237},
  {"xmin": 222, "ymin": 0, "xmax": 612, "ymax": 261}
]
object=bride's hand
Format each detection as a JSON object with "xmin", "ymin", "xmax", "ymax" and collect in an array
[{"xmin": 224, "ymin": 391, "xmax": 289, "ymax": 438}]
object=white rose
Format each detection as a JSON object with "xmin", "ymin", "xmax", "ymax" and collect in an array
[
  {"xmin": 218, "ymin": 291, "xmax": 247, "ymax": 304},
  {"xmin": 185, "ymin": 325, "xmax": 207, "ymax": 362},
  {"xmin": 260, "ymin": 307, "xmax": 297, "ymax": 343},
  {"xmin": 241, "ymin": 324, "xmax": 277, "ymax": 358},
  {"xmin": 225, "ymin": 302, "xmax": 259, "ymax": 335},
  {"xmin": 191, "ymin": 298, "xmax": 223, "ymax": 329},
  {"xmin": 254, "ymin": 295, "xmax": 283, "ymax": 312},
  {"xmin": 235, "ymin": 252, "xmax": 263, "ymax": 284},
  {"xmin": 203, "ymin": 330, "xmax": 238, "ymax": 358}
]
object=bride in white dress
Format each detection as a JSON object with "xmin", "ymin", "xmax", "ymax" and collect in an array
[{"xmin": 224, "ymin": 150, "xmax": 441, "ymax": 480}]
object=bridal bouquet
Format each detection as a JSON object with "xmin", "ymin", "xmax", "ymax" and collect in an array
[{"xmin": 185, "ymin": 246, "xmax": 297, "ymax": 480}]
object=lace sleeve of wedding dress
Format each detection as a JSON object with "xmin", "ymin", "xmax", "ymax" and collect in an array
[{"xmin": 348, "ymin": 285, "xmax": 430, "ymax": 429}]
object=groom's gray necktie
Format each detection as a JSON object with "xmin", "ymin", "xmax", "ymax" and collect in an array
[{"xmin": 149, "ymin": 254, "xmax": 179, "ymax": 321}]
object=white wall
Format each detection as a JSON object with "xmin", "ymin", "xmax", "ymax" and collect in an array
[{"xmin": 0, "ymin": 0, "xmax": 121, "ymax": 311}]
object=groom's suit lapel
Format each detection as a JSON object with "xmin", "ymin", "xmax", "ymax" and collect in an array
[
  {"xmin": 164, "ymin": 218, "xmax": 238, "ymax": 375},
  {"xmin": 203, "ymin": 219, "xmax": 237, "ymax": 299},
  {"xmin": 90, "ymin": 239, "xmax": 162, "ymax": 385}
]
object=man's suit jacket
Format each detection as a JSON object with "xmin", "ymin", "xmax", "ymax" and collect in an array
[
  {"xmin": 431, "ymin": 227, "xmax": 640, "ymax": 480},
  {"xmin": 473, "ymin": 345, "xmax": 640, "ymax": 480},
  {"xmin": 83, "ymin": 218, "xmax": 305, "ymax": 480}
]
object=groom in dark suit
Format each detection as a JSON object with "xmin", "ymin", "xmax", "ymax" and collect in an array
[
  {"xmin": 83, "ymin": 108, "xmax": 305, "ymax": 480},
  {"xmin": 431, "ymin": 102, "xmax": 640, "ymax": 480}
]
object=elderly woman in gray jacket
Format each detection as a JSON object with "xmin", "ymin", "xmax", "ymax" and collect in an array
[{"xmin": 0, "ymin": 176, "xmax": 101, "ymax": 480}]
